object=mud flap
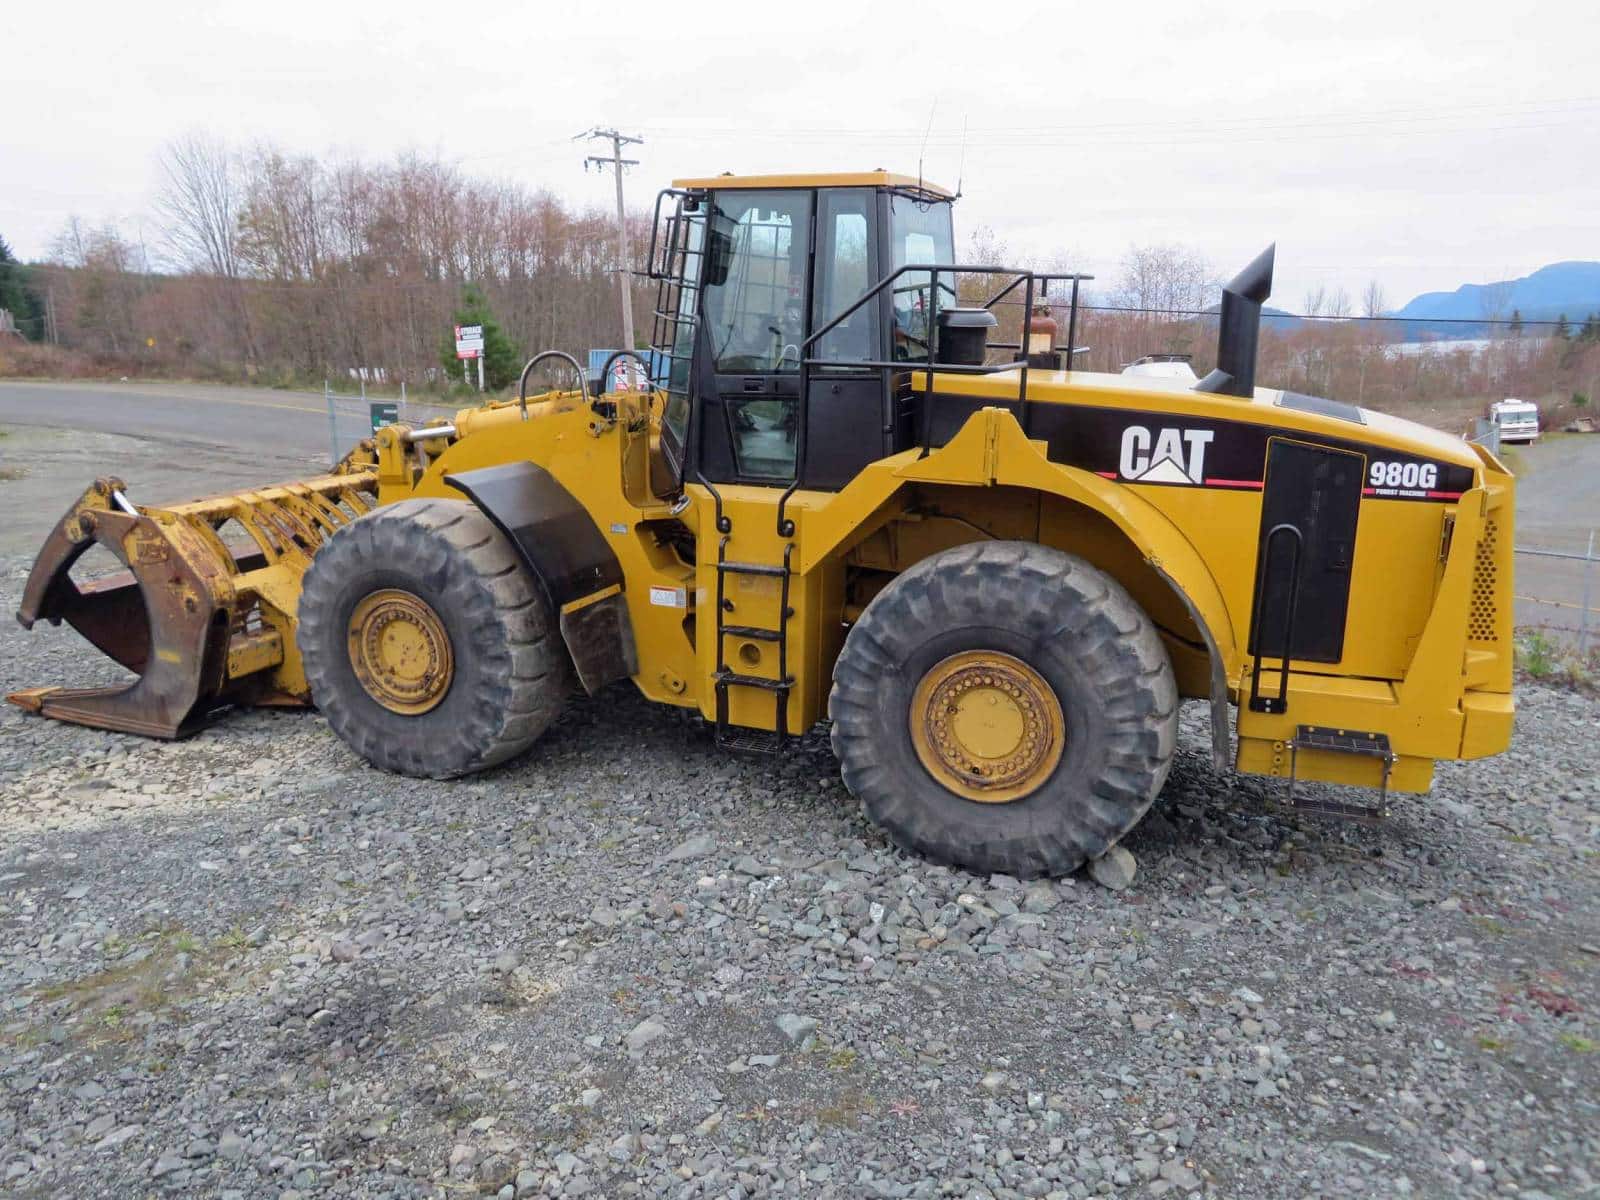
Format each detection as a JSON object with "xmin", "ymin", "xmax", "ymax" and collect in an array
[{"xmin": 559, "ymin": 589, "xmax": 639, "ymax": 695}]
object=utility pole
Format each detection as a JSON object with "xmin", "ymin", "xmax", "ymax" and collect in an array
[{"xmin": 578, "ymin": 127, "xmax": 642, "ymax": 384}]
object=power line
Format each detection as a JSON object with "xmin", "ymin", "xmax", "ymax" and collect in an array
[{"xmin": 631, "ymin": 95, "xmax": 1600, "ymax": 140}]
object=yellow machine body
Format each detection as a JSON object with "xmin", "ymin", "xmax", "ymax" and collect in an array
[{"xmin": 359, "ymin": 358, "xmax": 1513, "ymax": 795}]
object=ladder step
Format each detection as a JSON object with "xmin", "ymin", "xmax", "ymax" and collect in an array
[
  {"xmin": 720, "ymin": 625, "xmax": 783, "ymax": 641},
  {"xmin": 714, "ymin": 669, "xmax": 794, "ymax": 692},
  {"xmin": 718, "ymin": 560, "xmax": 788, "ymax": 578}
]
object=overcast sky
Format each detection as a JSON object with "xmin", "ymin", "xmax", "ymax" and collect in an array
[{"xmin": 3, "ymin": 0, "xmax": 1593, "ymax": 309}]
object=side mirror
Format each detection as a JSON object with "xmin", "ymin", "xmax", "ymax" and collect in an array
[{"xmin": 705, "ymin": 223, "xmax": 733, "ymax": 287}]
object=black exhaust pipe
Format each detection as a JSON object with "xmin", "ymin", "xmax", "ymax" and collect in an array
[{"xmin": 1195, "ymin": 243, "xmax": 1275, "ymax": 398}]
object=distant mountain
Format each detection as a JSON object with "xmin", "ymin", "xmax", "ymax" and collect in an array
[
  {"xmin": 1393, "ymin": 261, "xmax": 1600, "ymax": 339},
  {"xmin": 1199, "ymin": 304, "xmax": 1306, "ymax": 332},
  {"xmin": 1256, "ymin": 305, "xmax": 1307, "ymax": 332}
]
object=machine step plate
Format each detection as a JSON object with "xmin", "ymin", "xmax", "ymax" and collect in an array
[
  {"xmin": 715, "ymin": 720, "xmax": 832, "ymax": 756},
  {"xmin": 1283, "ymin": 725, "xmax": 1395, "ymax": 821}
]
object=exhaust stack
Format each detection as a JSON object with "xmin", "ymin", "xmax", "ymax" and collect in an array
[{"xmin": 1195, "ymin": 243, "xmax": 1275, "ymax": 398}]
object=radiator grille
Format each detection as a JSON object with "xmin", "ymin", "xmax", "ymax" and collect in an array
[{"xmin": 1469, "ymin": 516, "xmax": 1500, "ymax": 642}]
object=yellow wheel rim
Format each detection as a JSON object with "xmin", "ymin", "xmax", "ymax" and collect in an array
[
  {"xmin": 909, "ymin": 650, "xmax": 1065, "ymax": 804},
  {"xmin": 346, "ymin": 589, "xmax": 454, "ymax": 715}
]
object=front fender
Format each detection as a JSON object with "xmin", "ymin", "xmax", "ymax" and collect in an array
[{"xmin": 444, "ymin": 462, "xmax": 637, "ymax": 695}]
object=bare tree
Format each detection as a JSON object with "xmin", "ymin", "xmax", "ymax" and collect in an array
[
  {"xmin": 158, "ymin": 133, "xmax": 258, "ymax": 364},
  {"xmin": 158, "ymin": 133, "xmax": 245, "ymax": 278},
  {"xmin": 1327, "ymin": 287, "xmax": 1352, "ymax": 319},
  {"xmin": 1114, "ymin": 243, "xmax": 1212, "ymax": 317},
  {"xmin": 1361, "ymin": 279, "xmax": 1387, "ymax": 319},
  {"xmin": 1302, "ymin": 286, "xmax": 1327, "ymax": 317},
  {"xmin": 1479, "ymin": 277, "xmax": 1515, "ymax": 331},
  {"xmin": 47, "ymin": 218, "xmax": 143, "ymax": 354}
]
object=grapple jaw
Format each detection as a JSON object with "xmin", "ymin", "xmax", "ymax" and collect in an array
[{"xmin": 9, "ymin": 469, "xmax": 379, "ymax": 738}]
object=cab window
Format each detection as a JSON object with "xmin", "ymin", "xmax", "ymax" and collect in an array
[
  {"xmin": 812, "ymin": 189, "xmax": 877, "ymax": 365},
  {"xmin": 889, "ymin": 195, "xmax": 956, "ymax": 362},
  {"xmin": 703, "ymin": 190, "xmax": 812, "ymax": 374}
]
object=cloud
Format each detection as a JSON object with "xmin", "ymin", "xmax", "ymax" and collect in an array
[{"xmin": 6, "ymin": 0, "xmax": 1592, "ymax": 305}]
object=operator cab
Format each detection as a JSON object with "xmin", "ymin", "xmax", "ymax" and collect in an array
[{"xmin": 652, "ymin": 172, "xmax": 960, "ymax": 492}]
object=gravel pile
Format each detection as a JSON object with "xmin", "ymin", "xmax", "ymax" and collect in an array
[{"xmin": 1, "ymin": 554, "xmax": 1597, "ymax": 1198}]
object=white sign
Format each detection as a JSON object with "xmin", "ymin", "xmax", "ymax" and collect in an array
[
  {"xmin": 648, "ymin": 585, "xmax": 687, "ymax": 609},
  {"xmin": 454, "ymin": 324, "xmax": 484, "ymax": 359}
]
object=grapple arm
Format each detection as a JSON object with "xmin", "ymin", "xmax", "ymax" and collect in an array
[{"xmin": 9, "ymin": 470, "xmax": 379, "ymax": 738}]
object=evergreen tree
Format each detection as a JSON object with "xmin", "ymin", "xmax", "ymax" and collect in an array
[
  {"xmin": 1554, "ymin": 312, "xmax": 1571, "ymax": 340},
  {"xmin": 438, "ymin": 283, "xmax": 520, "ymax": 391},
  {"xmin": 1508, "ymin": 308, "xmax": 1523, "ymax": 338},
  {"xmin": 0, "ymin": 234, "xmax": 44, "ymax": 341},
  {"xmin": 1580, "ymin": 313, "xmax": 1599, "ymax": 343}
]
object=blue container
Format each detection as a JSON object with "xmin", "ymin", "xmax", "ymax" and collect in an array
[{"xmin": 589, "ymin": 348, "xmax": 669, "ymax": 391}]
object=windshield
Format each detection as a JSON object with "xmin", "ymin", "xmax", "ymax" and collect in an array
[{"xmin": 889, "ymin": 195, "xmax": 956, "ymax": 362}]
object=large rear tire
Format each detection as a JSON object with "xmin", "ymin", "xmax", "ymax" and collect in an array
[
  {"xmin": 297, "ymin": 498, "xmax": 569, "ymax": 778},
  {"xmin": 828, "ymin": 541, "xmax": 1178, "ymax": 879}
]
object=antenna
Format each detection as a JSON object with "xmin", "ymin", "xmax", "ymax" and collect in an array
[
  {"xmin": 955, "ymin": 114, "xmax": 968, "ymax": 198},
  {"xmin": 918, "ymin": 96, "xmax": 939, "ymax": 193}
]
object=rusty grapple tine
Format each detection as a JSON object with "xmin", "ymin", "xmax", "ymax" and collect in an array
[{"xmin": 8, "ymin": 479, "xmax": 234, "ymax": 739}]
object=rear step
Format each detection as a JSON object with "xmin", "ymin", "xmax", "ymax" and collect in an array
[{"xmin": 1282, "ymin": 725, "xmax": 1395, "ymax": 822}]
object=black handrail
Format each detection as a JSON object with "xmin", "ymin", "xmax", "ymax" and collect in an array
[
  {"xmin": 792, "ymin": 263, "xmax": 1092, "ymax": 473},
  {"xmin": 646, "ymin": 188, "xmax": 701, "ymax": 281},
  {"xmin": 516, "ymin": 351, "xmax": 588, "ymax": 421},
  {"xmin": 707, "ymin": 254, "xmax": 1095, "ymax": 537},
  {"xmin": 1248, "ymin": 522, "xmax": 1305, "ymax": 714},
  {"xmin": 597, "ymin": 349, "xmax": 654, "ymax": 395}
]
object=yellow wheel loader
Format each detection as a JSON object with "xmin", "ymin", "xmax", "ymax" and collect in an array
[{"xmin": 10, "ymin": 171, "xmax": 1516, "ymax": 878}]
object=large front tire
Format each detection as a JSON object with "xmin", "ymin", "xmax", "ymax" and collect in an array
[
  {"xmin": 828, "ymin": 541, "xmax": 1178, "ymax": 879},
  {"xmin": 297, "ymin": 498, "xmax": 569, "ymax": 778}
]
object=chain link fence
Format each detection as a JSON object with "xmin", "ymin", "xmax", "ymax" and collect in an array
[
  {"xmin": 322, "ymin": 381, "xmax": 457, "ymax": 467},
  {"xmin": 1515, "ymin": 533, "xmax": 1597, "ymax": 655}
]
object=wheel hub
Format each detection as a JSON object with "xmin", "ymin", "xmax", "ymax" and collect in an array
[
  {"xmin": 910, "ymin": 650, "xmax": 1065, "ymax": 803},
  {"xmin": 346, "ymin": 589, "xmax": 454, "ymax": 715}
]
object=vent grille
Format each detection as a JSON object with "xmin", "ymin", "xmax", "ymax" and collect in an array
[{"xmin": 1469, "ymin": 516, "xmax": 1500, "ymax": 642}]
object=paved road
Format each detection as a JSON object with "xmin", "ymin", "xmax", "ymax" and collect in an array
[
  {"xmin": 0, "ymin": 380, "xmax": 338, "ymax": 457},
  {"xmin": 0, "ymin": 380, "xmax": 455, "ymax": 553},
  {"xmin": 1505, "ymin": 434, "xmax": 1600, "ymax": 640}
]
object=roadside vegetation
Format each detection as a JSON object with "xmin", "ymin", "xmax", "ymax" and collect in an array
[
  {"xmin": 1514, "ymin": 628, "xmax": 1599, "ymax": 692},
  {"xmin": 2, "ymin": 134, "xmax": 1598, "ymax": 424}
]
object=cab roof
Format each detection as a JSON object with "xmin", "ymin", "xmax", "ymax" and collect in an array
[{"xmin": 669, "ymin": 170, "xmax": 953, "ymax": 198}]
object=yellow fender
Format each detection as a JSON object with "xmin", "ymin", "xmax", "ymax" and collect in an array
[{"xmin": 801, "ymin": 407, "xmax": 1239, "ymax": 767}]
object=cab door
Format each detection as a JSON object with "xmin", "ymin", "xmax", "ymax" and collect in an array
[
  {"xmin": 803, "ymin": 188, "xmax": 886, "ymax": 489},
  {"xmin": 696, "ymin": 189, "xmax": 813, "ymax": 485}
]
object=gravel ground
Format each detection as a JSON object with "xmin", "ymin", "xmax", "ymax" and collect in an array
[{"xmin": 2, "ymin": 553, "xmax": 1598, "ymax": 1199}]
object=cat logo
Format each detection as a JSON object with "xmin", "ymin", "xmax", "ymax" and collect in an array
[{"xmin": 1119, "ymin": 425, "xmax": 1214, "ymax": 485}]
